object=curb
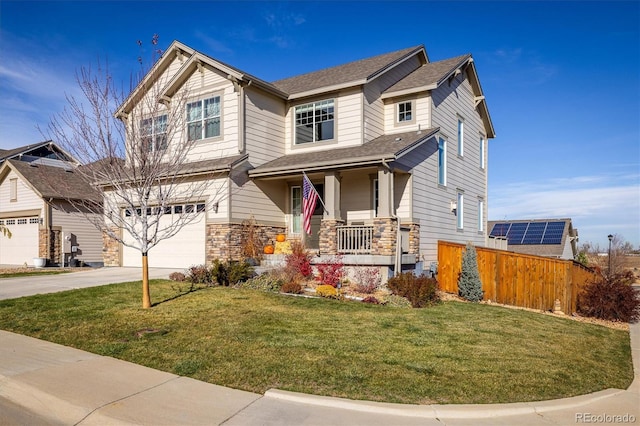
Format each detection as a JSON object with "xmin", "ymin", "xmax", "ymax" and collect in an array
[{"xmin": 264, "ymin": 388, "xmax": 625, "ymax": 419}]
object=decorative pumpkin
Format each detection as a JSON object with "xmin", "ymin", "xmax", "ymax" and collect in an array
[
  {"xmin": 276, "ymin": 234, "xmax": 286, "ymax": 243},
  {"xmin": 264, "ymin": 245, "xmax": 275, "ymax": 254}
]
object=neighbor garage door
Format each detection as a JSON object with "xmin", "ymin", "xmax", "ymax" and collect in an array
[
  {"xmin": 0, "ymin": 217, "xmax": 40, "ymax": 265},
  {"xmin": 122, "ymin": 204, "xmax": 206, "ymax": 269}
]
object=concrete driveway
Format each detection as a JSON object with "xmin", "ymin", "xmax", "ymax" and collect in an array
[{"xmin": 0, "ymin": 267, "xmax": 174, "ymax": 300}]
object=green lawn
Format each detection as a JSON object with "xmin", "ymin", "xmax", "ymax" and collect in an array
[
  {"xmin": 0, "ymin": 269, "xmax": 73, "ymax": 279},
  {"xmin": 0, "ymin": 280, "xmax": 633, "ymax": 404}
]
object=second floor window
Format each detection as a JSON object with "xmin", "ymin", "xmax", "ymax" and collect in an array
[
  {"xmin": 438, "ymin": 137, "xmax": 447, "ymax": 186},
  {"xmin": 457, "ymin": 117, "xmax": 464, "ymax": 156},
  {"xmin": 187, "ymin": 96, "xmax": 221, "ymax": 141},
  {"xmin": 140, "ymin": 114, "xmax": 167, "ymax": 152},
  {"xmin": 295, "ymin": 99, "xmax": 334, "ymax": 144},
  {"xmin": 397, "ymin": 101, "xmax": 412, "ymax": 122}
]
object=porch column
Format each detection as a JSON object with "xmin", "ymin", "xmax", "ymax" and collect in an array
[
  {"xmin": 324, "ymin": 171, "xmax": 341, "ymax": 220},
  {"xmin": 377, "ymin": 166, "xmax": 394, "ymax": 218}
]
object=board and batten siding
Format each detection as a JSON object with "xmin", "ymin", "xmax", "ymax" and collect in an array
[
  {"xmin": 0, "ymin": 170, "xmax": 44, "ymax": 214},
  {"xmin": 50, "ymin": 202, "xmax": 104, "ymax": 263},
  {"xmin": 230, "ymin": 87, "xmax": 286, "ymax": 225}
]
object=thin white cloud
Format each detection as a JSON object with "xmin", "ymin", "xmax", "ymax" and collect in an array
[
  {"xmin": 193, "ymin": 31, "xmax": 233, "ymax": 54},
  {"xmin": 489, "ymin": 173, "xmax": 640, "ymax": 246}
]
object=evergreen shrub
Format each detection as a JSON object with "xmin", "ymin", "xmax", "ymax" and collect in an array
[{"xmin": 458, "ymin": 243, "xmax": 483, "ymax": 302}]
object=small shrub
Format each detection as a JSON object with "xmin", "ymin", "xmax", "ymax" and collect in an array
[
  {"xmin": 169, "ymin": 272, "xmax": 186, "ymax": 282},
  {"xmin": 227, "ymin": 260, "xmax": 254, "ymax": 285},
  {"xmin": 211, "ymin": 259, "xmax": 254, "ymax": 286},
  {"xmin": 577, "ymin": 272, "xmax": 640, "ymax": 322},
  {"xmin": 362, "ymin": 296, "xmax": 380, "ymax": 304},
  {"xmin": 316, "ymin": 284, "xmax": 338, "ymax": 298},
  {"xmin": 353, "ymin": 267, "xmax": 381, "ymax": 294},
  {"xmin": 285, "ymin": 241, "xmax": 313, "ymax": 279},
  {"xmin": 458, "ymin": 243, "xmax": 483, "ymax": 302},
  {"xmin": 316, "ymin": 255, "xmax": 344, "ymax": 287},
  {"xmin": 381, "ymin": 294, "xmax": 412, "ymax": 308},
  {"xmin": 387, "ymin": 272, "xmax": 440, "ymax": 308},
  {"xmin": 240, "ymin": 272, "xmax": 284, "ymax": 292},
  {"xmin": 281, "ymin": 281, "xmax": 303, "ymax": 294},
  {"xmin": 187, "ymin": 264, "xmax": 212, "ymax": 285}
]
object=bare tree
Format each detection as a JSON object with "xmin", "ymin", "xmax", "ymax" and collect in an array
[
  {"xmin": 579, "ymin": 234, "xmax": 633, "ymax": 276},
  {"xmin": 45, "ymin": 38, "xmax": 226, "ymax": 308}
]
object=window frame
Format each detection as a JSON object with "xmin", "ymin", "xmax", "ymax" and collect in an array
[
  {"xmin": 478, "ymin": 198, "xmax": 484, "ymax": 232},
  {"xmin": 294, "ymin": 99, "xmax": 335, "ymax": 145},
  {"xmin": 438, "ymin": 137, "xmax": 447, "ymax": 186},
  {"xmin": 396, "ymin": 100, "xmax": 415, "ymax": 125},
  {"xmin": 140, "ymin": 114, "xmax": 168, "ymax": 152},
  {"xmin": 186, "ymin": 95, "xmax": 222, "ymax": 142},
  {"xmin": 457, "ymin": 191, "xmax": 464, "ymax": 230},
  {"xmin": 457, "ymin": 116, "xmax": 464, "ymax": 157},
  {"xmin": 479, "ymin": 134, "xmax": 485, "ymax": 170},
  {"xmin": 9, "ymin": 178, "xmax": 17, "ymax": 202}
]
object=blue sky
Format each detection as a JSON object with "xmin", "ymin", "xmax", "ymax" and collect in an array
[{"xmin": 1, "ymin": 1, "xmax": 638, "ymax": 249}]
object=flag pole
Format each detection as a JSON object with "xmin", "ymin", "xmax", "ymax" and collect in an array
[{"xmin": 302, "ymin": 171, "xmax": 328, "ymax": 214}]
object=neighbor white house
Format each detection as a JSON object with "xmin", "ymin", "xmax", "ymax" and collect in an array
[{"xmin": 103, "ymin": 41, "xmax": 495, "ymax": 273}]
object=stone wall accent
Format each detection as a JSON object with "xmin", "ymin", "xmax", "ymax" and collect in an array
[
  {"xmin": 102, "ymin": 228, "xmax": 121, "ymax": 267},
  {"xmin": 38, "ymin": 229, "xmax": 49, "ymax": 259},
  {"xmin": 319, "ymin": 219, "xmax": 345, "ymax": 255},
  {"xmin": 372, "ymin": 217, "xmax": 397, "ymax": 256},
  {"xmin": 206, "ymin": 223, "xmax": 286, "ymax": 263},
  {"xmin": 406, "ymin": 222, "xmax": 420, "ymax": 255},
  {"xmin": 51, "ymin": 229, "xmax": 61, "ymax": 265}
]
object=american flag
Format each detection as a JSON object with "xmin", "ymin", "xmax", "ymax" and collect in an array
[{"xmin": 302, "ymin": 174, "xmax": 318, "ymax": 235}]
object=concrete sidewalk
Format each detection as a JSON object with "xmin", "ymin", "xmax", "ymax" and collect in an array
[
  {"xmin": 0, "ymin": 267, "xmax": 174, "ymax": 300},
  {"xmin": 0, "ymin": 316, "xmax": 638, "ymax": 426}
]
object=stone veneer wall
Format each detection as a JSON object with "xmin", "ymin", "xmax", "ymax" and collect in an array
[
  {"xmin": 372, "ymin": 218, "xmax": 398, "ymax": 256},
  {"xmin": 102, "ymin": 228, "xmax": 121, "ymax": 267},
  {"xmin": 38, "ymin": 229, "xmax": 61, "ymax": 265},
  {"xmin": 319, "ymin": 219, "xmax": 345, "ymax": 255},
  {"xmin": 406, "ymin": 222, "xmax": 420, "ymax": 255},
  {"xmin": 206, "ymin": 223, "xmax": 286, "ymax": 262}
]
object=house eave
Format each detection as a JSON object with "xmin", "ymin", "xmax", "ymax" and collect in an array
[
  {"xmin": 249, "ymin": 156, "xmax": 397, "ymax": 179},
  {"xmin": 380, "ymin": 85, "xmax": 436, "ymax": 100},
  {"xmin": 287, "ymin": 79, "xmax": 368, "ymax": 100}
]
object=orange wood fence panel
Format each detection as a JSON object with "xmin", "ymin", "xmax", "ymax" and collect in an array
[{"xmin": 437, "ymin": 241, "xmax": 598, "ymax": 313}]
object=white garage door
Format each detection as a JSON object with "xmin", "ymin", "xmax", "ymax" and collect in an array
[
  {"xmin": 122, "ymin": 204, "xmax": 206, "ymax": 269},
  {"xmin": 0, "ymin": 217, "xmax": 40, "ymax": 265}
]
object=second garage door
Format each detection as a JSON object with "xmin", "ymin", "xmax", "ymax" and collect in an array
[
  {"xmin": 0, "ymin": 217, "xmax": 40, "ymax": 265},
  {"xmin": 122, "ymin": 205, "xmax": 206, "ymax": 269}
]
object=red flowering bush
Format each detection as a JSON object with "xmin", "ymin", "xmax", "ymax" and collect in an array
[{"xmin": 315, "ymin": 255, "xmax": 344, "ymax": 287}]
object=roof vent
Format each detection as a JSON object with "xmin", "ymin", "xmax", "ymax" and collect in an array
[
  {"xmin": 29, "ymin": 162, "xmax": 38, "ymax": 167},
  {"xmin": 395, "ymin": 137, "xmax": 402, "ymax": 142}
]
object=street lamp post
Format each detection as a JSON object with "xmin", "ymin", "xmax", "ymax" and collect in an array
[{"xmin": 607, "ymin": 234, "xmax": 613, "ymax": 276}]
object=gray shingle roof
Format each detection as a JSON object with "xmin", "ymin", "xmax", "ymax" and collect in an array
[
  {"xmin": 6, "ymin": 159, "xmax": 100, "ymax": 201},
  {"xmin": 271, "ymin": 46, "xmax": 424, "ymax": 95},
  {"xmin": 383, "ymin": 54, "xmax": 471, "ymax": 95},
  {"xmin": 249, "ymin": 128, "xmax": 438, "ymax": 177}
]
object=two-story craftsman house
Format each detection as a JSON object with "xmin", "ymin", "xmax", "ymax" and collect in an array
[{"xmin": 105, "ymin": 41, "xmax": 495, "ymax": 273}]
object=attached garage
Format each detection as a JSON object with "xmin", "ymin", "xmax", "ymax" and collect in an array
[
  {"xmin": 122, "ymin": 204, "xmax": 206, "ymax": 269},
  {"xmin": 0, "ymin": 216, "xmax": 40, "ymax": 265}
]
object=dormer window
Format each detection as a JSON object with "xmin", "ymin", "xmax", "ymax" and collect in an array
[
  {"xmin": 140, "ymin": 114, "xmax": 167, "ymax": 152},
  {"xmin": 295, "ymin": 99, "xmax": 334, "ymax": 144},
  {"xmin": 397, "ymin": 101, "xmax": 413, "ymax": 123},
  {"xmin": 187, "ymin": 96, "xmax": 221, "ymax": 141}
]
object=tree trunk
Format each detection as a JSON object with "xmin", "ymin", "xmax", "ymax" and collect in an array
[{"xmin": 142, "ymin": 253, "xmax": 151, "ymax": 309}]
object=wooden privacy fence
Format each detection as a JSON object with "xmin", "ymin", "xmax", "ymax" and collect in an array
[{"xmin": 437, "ymin": 241, "xmax": 598, "ymax": 314}]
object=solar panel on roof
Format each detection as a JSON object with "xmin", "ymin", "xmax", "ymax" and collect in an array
[
  {"xmin": 522, "ymin": 222, "xmax": 546, "ymax": 244},
  {"xmin": 490, "ymin": 222, "xmax": 511, "ymax": 237},
  {"xmin": 507, "ymin": 223, "xmax": 528, "ymax": 245},
  {"xmin": 541, "ymin": 221, "xmax": 565, "ymax": 244}
]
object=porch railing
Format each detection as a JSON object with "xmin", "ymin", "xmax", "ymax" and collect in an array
[{"xmin": 337, "ymin": 225, "xmax": 374, "ymax": 254}]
